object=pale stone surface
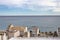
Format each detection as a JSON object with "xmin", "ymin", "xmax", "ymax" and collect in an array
[{"xmin": 9, "ymin": 37, "xmax": 60, "ymax": 40}]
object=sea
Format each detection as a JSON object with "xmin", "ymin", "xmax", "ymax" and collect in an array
[{"xmin": 0, "ymin": 16, "xmax": 60, "ymax": 32}]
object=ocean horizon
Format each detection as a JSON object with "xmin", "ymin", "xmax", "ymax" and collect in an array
[{"xmin": 0, "ymin": 16, "xmax": 60, "ymax": 32}]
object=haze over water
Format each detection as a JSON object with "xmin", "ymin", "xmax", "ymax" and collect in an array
[{"xmin": 0, "ymin": 16, "xmax": 60, "ymax": 32}]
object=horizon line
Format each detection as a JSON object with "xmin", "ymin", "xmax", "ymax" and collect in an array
[{"xmin": 0, "ymin": 14, "xmax": 60, "ymax": 17}]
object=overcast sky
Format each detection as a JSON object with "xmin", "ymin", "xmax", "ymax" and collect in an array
[{"xmin": 0, "ymin": 0, "xmax": 60, "ymax": 15}]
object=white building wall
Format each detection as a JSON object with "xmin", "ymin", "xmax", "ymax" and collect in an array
[
  {"xmin": 27, "ymin": 31, "xmax": 30, "ymax": 38},
  {"xmin": 58, "ymin": 28, "xmax": 60, "ymax": 37},
  {"xmin": 37, "ymin": 28, "xmax": 39, "ymax": 35},
  {"xmin": 14, "ymin": 31, "xmax": 20, "ymax": 37},
  {"xmin": 3, "ymin": 33, "xmax": 8, "ymax": 40},
  {"xmin": 0, "ymin": 35, "xmax": 2, "ymax": 40},
  {"xmin": 24, "ymin": 27, "xmax": 28, "ymax": 32}
]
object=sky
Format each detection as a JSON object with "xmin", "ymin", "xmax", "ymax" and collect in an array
[{"xmin": 0, "ymin": 0, "xmax": 60, "ymax": 15}]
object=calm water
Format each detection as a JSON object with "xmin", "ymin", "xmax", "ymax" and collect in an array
[{"xmin": 0, "ymin": 16, "xmax": 60, "ymax": 32}]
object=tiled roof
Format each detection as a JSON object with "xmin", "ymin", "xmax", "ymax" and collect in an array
[{"xmin": 9, "ymin": 26, "xmax": 26, "ymax": 31}]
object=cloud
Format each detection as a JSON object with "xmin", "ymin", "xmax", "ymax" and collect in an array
[
  {"xmin": 25, "ymin": 0, "xmax": 56, "ymax": 11},
  {"xmin": 27, "ymin": 0, "xmax": 56, "ymax": 6},
  {"xmin": 0, "ymin": 0, "xmax": 56, "ymax": 7},
  {"xmin": 0, "ymin": 0, "xmax": 28, "ymax": 7},
  {"xmin": 53, "ymin": 8, "xmax": 60, "ymax": 12},
  {"xmin": 0, "ymin": 0, "xmax": 59, "ymax": 11}
]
